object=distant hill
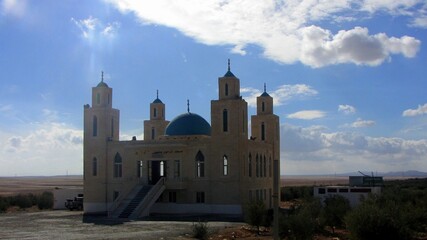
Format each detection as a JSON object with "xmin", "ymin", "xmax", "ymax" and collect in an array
[{"xmin": 335, "ymin": 170, "xmax": 427, "ymax": 177}]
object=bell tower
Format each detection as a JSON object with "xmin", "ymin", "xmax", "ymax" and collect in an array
[
  {"xmin": 83, "ymin": 72, "xmax": 120, "ymax": 213},
  {"xmin": 251, "ymin": 84, "xmax": 280, "ymax": 160},
  {"xmin": 144, "ymin": 90, "xmax": 169, "ymax": 140}
]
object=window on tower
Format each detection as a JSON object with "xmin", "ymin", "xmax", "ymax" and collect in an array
[
  {"xmin": 93, "ymin": 116, "xmax": 98, "ymax": 137},
  {"xmin": 96, "ymin": 93, "xmax": 100, "ymax": 104},
  {"xmin": 261, "ymin": 122, "xmax": 265, "ymax": 141},
  {"xmin": 225, "ymin": 83, "xmax": 229, "ymax": 96},
  {"xmin": 92, "ymin": 157, "xmax": 97, "ymax": 176},
  {"xmin": 223, "ymin": 109, "xmax": 228, "ymax": 132},
  {"xmin": 248, "ymin": 154, "xmax": 252, "ymax": 177},
  {"xmin": 153, "ymin": 108, "xmax": 157, "ymax": 118},
  {"xmin": 262, "ymin": 102, "xmax": 265, "ymax": 112}
]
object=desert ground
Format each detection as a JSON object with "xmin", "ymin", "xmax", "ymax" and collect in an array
[{"xmin": 0, "ymin": 175, "xmax": 353, "ymax": 197}]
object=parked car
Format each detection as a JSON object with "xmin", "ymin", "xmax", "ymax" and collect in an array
[{"xmin": 65, "ymin": 194, "xmax": 83, "ymax": 211}]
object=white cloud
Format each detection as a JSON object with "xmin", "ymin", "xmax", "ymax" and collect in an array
[
  {"xmin": 338, "ymin": 104, "xmax": 356, "ymax": 114},
  {"xmin": 1, "ymin": 0, "xmax": 27, "ymax": 18},
  {"xmin": 106, "ymin": 0, "xmax": 422, "ymax": 68},
  {"xmin": 71, "ymin": 16, "xmax": 120, "ymax": 41},
  {"xmin": 281, "ymin": 123, "xmax": 427, "ymax": 174},
  {"xmin": 0, "ymin": 122, "xmax": 83, "ymax": 176},
  {"xmin": 351, "ymin": 118, "xmax": 376, "ymax": 128},
  {"xmin": 241, "ymin": 84, "xmax": 318, "ymax": 107},
  {"xmin": 403, "ymin": 103, "xmax": 427, "ymax": 117},
  {"xmin": 287, "ymin": 110, "xmax": 326, "ymax": 120}
]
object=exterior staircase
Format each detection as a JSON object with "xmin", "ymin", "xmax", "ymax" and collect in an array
[
  {"xmin": 110, "ymin": 178, "xmax": 166, "ymax": 219},
  {"xmin": 118, "ymin": 185, "xmax": 152, "ymax": 218}
]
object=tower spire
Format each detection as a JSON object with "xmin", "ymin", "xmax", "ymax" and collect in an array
[
  {"xmin": 264, "ymin": 83, "xmax": 266, "ymax": 92},
  {"xmin": 228, "ymin": 59, "xmax": 231, "ymax": 71},
  {"xmin": 101, "ymin": 71, "xmax": 104, "ymax": 82},
  {"xmin": 156, "ymin": 89, "xmax": 159, "ymax": 99},
  {"xmin": 187, "ymin": 99, "xmax": 190, "ymax": 113}
]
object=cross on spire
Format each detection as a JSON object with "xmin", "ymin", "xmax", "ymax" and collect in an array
[{"xmin": 187, "ymin": 99, "xmax": 190, "ymax": 113}]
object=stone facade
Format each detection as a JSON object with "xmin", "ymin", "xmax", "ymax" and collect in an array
[{"xmin": 83, "ymin": 63, "xmax": 280, "ymax": 217}]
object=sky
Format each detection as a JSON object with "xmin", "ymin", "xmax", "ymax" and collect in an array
[{"xmin": 1, "ymin": 0, "xmax": 427, "ymax": 176}]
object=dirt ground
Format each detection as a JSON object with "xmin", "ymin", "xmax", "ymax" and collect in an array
[
  {"xmin": 0, "ymin": 176, "xmax": 83, "ymax": 196},
  {"xmin": 0, "ymin": 209, "xmax": 278, "ymax": 240}
]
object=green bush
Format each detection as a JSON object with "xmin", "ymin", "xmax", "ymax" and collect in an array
[
  {"xmin": 321, "ymin": 195, "xmax": 351, "ymax": 232},
  {"xmin": 244, "ymin": 200, "xmax": 266, "ymax": 234},
  {"xmin": 346, "ymin": 196, "xmax": 413, "ymax": 240},
  {"xmin": 37, "ymin": 191, "xmax": 53, "ymax": 210},
  {"xmin": 280, "ymin": 198, "xmax": 321, "ymax": 240},
  {"xmin": 0, "ymin": 197, "xmax": 10, "ymax": 212},
  {"xmin": 12, "ymin": 194, "xmax": 33, "ymax": 209},
  {"xmin": 192, "ymin": 221, "xmax": 208, "ymax": 240}
]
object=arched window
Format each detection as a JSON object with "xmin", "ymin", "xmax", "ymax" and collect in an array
[
  {"xmin": 92, "ymin": 157, "xmax": 97, "ymax": 176},
  {"xmin": 256, "ymin": 154, "xmax": 259, "ymax": 177},
  {"xmin": 260, "ymin": 155, "xmax": 263, "ymax": 177},
  {"xmin": 196, "ymin": 151, "xmax": 205, "ymax": 177},
  {"xmin": 114, "ymin": 153, "xmax": 122, "ymax": 178},
  {"xmin": 151, "ymin": 127, "xmax": 155, "ymax": 140},
  {"xmin": 96, "ymin": 93, "xmax": 100, "ymax": 104},
  {"xmin": 263, "ymin": 155, "xmax": 267, "ymax": 178},
  {"xmin": 223, "ymin": 155, "xmax": 228, "ymax": 176},
  {"xmin": 93, "ymin": 116, "xmax": 98, "ymax": 137},
  {"xmin": 248, "ymin": 154, "xmax": 252, "ymax": 177},
  {"xmin": 269, "ymin": 157, "xmax": 272, "ymax": 177},
  {"xmin": 262, "ymin": 101, "xmax": 265, "ymax": 112},
  {"xmin": 223, "ymin": 109, "xmax": 228, "ymax": 132},
  {"xmin": 153, "ymin": 108, "xmax": 157, "ymax": 118},
  {"xmin": 261, "ymin": 122, "xmax": 265, "ymax": 141},
  {"xmin": 225, "ymin": 83, "xmax": 229, "ymax": 96}
]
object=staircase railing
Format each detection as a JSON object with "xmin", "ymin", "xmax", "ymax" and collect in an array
[
  {"xmin": 129, "ymin": 177, "xmax": 166, "ymax": 218},
  {"xmin": 107, "ymin": 184, "xmax": 140, "ymax": 217}
]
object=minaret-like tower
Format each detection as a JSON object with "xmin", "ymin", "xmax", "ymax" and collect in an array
[
  {"xmin": 251, "ymin": 84, "xmax": 280, "ymax": 163},
  {"xmin": 144, "ymin": 91, "xmax": 169, "ymax": 141},
  {"xmin": 83, "ymin": 72, "xmax": 120, "ymax": 213},
  {"xmin": 210, "ymin": 60, "xmax": 248, "ymax": 204}
]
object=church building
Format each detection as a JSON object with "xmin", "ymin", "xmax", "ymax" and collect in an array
[{"xmin": 83, "ymin": 61, "xmax": 280, "ymax": 218}]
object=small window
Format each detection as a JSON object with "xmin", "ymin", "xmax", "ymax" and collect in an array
[
  {"xmin": 263, "ymin": 156, "xmax": 266, "ymax": 178},
  {"xmin": 318, "ymin": 188, "xmax": 325, "ymax": 194},
  {"xmin": 196, "ymin": 192, "xmax": 205, "ymax": 203},
  {"xmin": 196, "ymin": 151, "xmax": 205, "ymax": 178},
  {"xmin": 256, "ymin": 154, "xmax": 259, "ymax": 177},
  {"xmin": 153, "ymin": 108, "xmax": 157, "ymax": 118},
  {"xmin": 151, "ymin": 127, "xmax": 155, "ymax": 140},
  {"xmin": 223, "ymin": 109, "xmax": 228, "ymax": 132},
  {"xmin": 96, "ymin": 93, "xmax": 100, "ymax": 104},
  {"xmin": 93, "ymin": 116, "xmax": 98, "ymax": 137},
  {"xmin": 169, "ymin": 192, "xmax": 177, "ymax": 203},
  {"xmin": 114, "ymin": 153, "xmax": 122, "ymax": 178},
  {"xmin": 113, "ymin": 191, "xmax": 119, "ymax": 200},
  {"xmin": 248, "ymin": 154, "xmax": 252, "ymax": 177},
  {"xmin": 327, "ymin": 188, "xmax": 337, "ymax": 193},
  {"xmin": 223, "ymin": 155, "xmax": 228, "ymax": 176},
  {"xmin": 261, "ymin": 122, "xmax": 265, "ymax": 141},
  {"xmin": 225, "ymin": 83, "xmax": 229, "ymax": 96},
  {"xmin": 92, "ymin": 158, "xmax": 97, "ymax": 176},
  {"xmin": 262, "ymin": 101, "xmax": 265, "ymax": 112},
  {"xmin": 174, "ymin": 160, "xmax": 180, "ymax": 179},
  {"xmin": 137, "ymin": 161, "xmax": 143, "ymax": 178}
]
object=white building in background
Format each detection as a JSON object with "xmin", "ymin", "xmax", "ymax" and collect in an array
[{"xmin": 314, "ymin": 176, "xmax": 383, "ymax": 207}]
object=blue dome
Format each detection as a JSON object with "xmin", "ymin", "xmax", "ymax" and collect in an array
[
  {"xmin": 165, "ymin": 112, "xmax": 211, "ymax": 136},
  {"xmin": 97, "ymin": 81, "xmax": 109, "ymax": 88},
  {"xmin": 153, "ymin": 98, "xmax": 163, "ymax": 104}
]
